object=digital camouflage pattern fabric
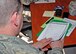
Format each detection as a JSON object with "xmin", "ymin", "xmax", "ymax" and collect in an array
[{"xmin": 0, "ymin": 35, "xmax": 44, "ymax": 54}]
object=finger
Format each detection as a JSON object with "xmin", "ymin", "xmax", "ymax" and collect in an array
[
  {"xmin": 40, "ymin": 38, "xmax": 52, "ymax": 43},
  {"xmin": 39, "ymin": 38, "xmax": 47, "ymax": 43},
  {"xmin": 50, "ymin": 40, "xmax": 64, "ymax": 48},
  {"xmin": 32, "ymin": 38, "xmax": 52, "ymax": 48},
  {"xmin": 41, "ymin": 48, "xmax": 48, "ymax": 51},
  {"xmin": 46, "ymin": 38, "xmax": 52, "ymax": 42},
  {"xmin": 40, "ymin": 40, "xmax": 51, "ymax": 48},
  {"xmin": 41, "ymin": 38, "xmax": 52, "ymax": 45}
]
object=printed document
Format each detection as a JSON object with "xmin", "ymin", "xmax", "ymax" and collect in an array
[{"xmin": 37, "ymin": 22, "xmax": 69, "ymax": 41}]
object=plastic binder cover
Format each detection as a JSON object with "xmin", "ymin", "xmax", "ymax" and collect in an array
[{"xmin": 37, "ymin": 22, "xmax": 70, "ymax": 41}]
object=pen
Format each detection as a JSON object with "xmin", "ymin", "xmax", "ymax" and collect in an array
[{"xmin": 46, "ymin": 17, "xmax": 54, "ymax": 24}]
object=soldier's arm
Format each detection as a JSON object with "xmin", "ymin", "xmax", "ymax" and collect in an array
[{"xmin": 50, "ymin": 40, "xmax": 64, "ymax": 54}]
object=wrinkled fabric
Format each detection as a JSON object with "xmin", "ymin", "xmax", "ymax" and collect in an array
[
  {"xmin": 0, "ymin": 34, "xmax": 44, "ymax": 54},
  {"xmin": 69, "ymin": 1, "xmax": 76, "ymax": 16}
]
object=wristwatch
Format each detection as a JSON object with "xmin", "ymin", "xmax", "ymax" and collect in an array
[{"xmin": 51, "ymin": 48, "xmax": 63, "ymax": 54}]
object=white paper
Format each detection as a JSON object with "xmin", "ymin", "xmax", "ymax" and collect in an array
[
  {"xmin": 47, "ymin": 0, "xmax": 55, "ymax": 3},
  {"xmin": 37, "ymin": 22, "xmax": 69, "ymax": 41},
  {"xmin": 43, "ymin": 11, "xmax": 55, "ymax": 17},
  {"xmin": 35, "ymin": 0, "xmax": 55, "ymax": 3},
  {"xmin": 64, "ymin": 18, "xmax": 76, "ymax": 26},
  {"xmin": 64, "ymin": 18, "xmax": 76, "ymax": 36},
  {"xmin": 66, "ymin": 26, "xmax": 75, "ymax": 36}
]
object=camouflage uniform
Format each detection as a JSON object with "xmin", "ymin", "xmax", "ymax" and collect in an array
[
  {"xmin": 0, "ymin": 35, "xmax": 44, "ymax": 54},
  {"xmin": 0, "ymin": 34, "xmax": 63, "ymax": 54}
]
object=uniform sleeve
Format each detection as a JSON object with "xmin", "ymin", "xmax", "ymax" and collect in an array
[
  {"xmin": 0, "ymin": 43, "xmax": 7, "ymax": 54},
  {"xmin": 51, "ymin": 48, "xmax": 63, "ymax": 54},
  {"xmin": 0, "ymin": 50, "xmax": 8, "ymax": 54},
  {"xmin": 0, "ymin": 50, "xmax": 3, "ymax": 54}
]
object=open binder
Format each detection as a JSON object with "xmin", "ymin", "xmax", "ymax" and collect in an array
[{"xmin": 37, "ymin": 17, "xmax": 72, "ymax": 41}]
